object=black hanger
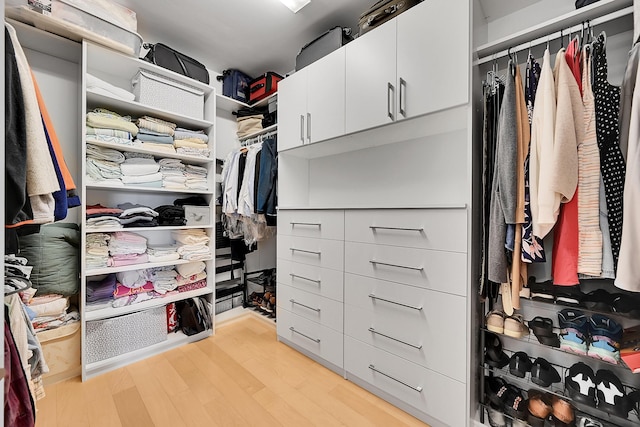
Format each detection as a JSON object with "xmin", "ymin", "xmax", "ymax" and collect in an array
[{"xmin": 4, "ymin": 275, "xmax": 31, "ymax": 296}]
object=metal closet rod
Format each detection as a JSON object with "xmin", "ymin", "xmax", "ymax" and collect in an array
[{"xmin": 476, "ymin": 5, "xmax": 633, "ymax": 65}]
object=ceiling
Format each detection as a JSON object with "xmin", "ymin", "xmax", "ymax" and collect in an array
[{"xmin": 113, "ymin": 0, "xmax": 375, "ymax": 78}]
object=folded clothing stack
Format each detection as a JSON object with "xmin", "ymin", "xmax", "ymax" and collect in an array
[
  {"xmin": 146, "ymin": 244, "xmax": 180, "ymax": 263},
  {"xmin": 172, "ymin": 229, "xmax": 211, "ymax": 261},
  {"xmin": 107, "ymin": 231, "xmax": 148, "ymax": 267},
  {"xmin": 86, "ymin": 143, "xmax": 125, "ymax": 186},
  {"xmin": 174, "ymin": 127, "xmax": 210, "ymax": 158},
  {"xmin": 86, "ymin": 274, "xmax": 117, "ymax": 305},
  {"xmin": 86, "ymin": 233, "xmax": 110, "ymax": 269},
  {"xmin": 146, "ymin": 266, "xmax": 178, "ymax": 294},
  {"xmin": 86, "ymin": 203, "xmax": 123, "ymax": 230},
  {"xmin": 27, "ymin": 294, "xmax": 79, "ymax": 332},
  {"xmin": 185, "ymin": 164, "xmax": 208, "ymax": 190},
  {"xmin": 159, "ymin": 158, "xmax": 187, "ymax": 189},
  {"xmin": 136, "ymin": 116, "xmax": 177, "ymax": 154},
  {"xmin": 117, "ymin": 202, "xmax": 159, "ymax": 228},
  {"xmin": 175, "ymin": 261, "xmax": 208, "ymax": 292},
  {"xmin": 86, "ymin": 108, "xmax": 138, "ymax": 147},
  {"xmin": 154, "ymin": 205, "xmax": 186, "ymax": 226},
  {"xmin": 119, "ymin": 152, "xmax": 163, "ymax": 188}
]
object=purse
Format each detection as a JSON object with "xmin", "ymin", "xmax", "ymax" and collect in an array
[{"xmin": 142, "ymin": 43, "xmax": 210, "ymax": 84}]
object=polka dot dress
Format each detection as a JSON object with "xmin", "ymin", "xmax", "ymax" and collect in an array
[{"xmin": 593, "ymin": 33, "xmax": 625, "ymax": 271}]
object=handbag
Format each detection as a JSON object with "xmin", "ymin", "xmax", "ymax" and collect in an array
[{"xmin": 142, "ymin": 43, "xmax": 210, "ymax": 84}]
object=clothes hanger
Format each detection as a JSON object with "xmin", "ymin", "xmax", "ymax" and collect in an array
[{"xmin": 4, "ymin": 275, "xmax": 32, "ymax": 296}]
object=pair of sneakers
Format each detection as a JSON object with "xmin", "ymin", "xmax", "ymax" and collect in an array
[
  {"xmin": 557, "ymin": 309, "xmax": 622, "ymax": 363},
  {"xmin": 565, "ymin": 362, "xmax": 633, "ymax": 418}
]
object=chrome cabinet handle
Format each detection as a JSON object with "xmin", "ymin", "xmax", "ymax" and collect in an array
[
  {"xmin": 399, "ymin": 77, "xmax": 407, "ymax": 117},
  {"xmin": 368, "ymin": 294, "xmax": 422, "ymax": 311},
  {"xmin": 387, "ymin": 82, "xmax": 395, "ymax": 121},
  {"xmin": 290, "ymin": 299, "xmax": 321, "ymax": 313},
  {"xmin": 290, "ymin": 222, "xmax": 321, "ymax": 227},
  {"xmin": 289, "ymin": 273, "xmax": 321, "ymax": 284},
  {"xmin": 369, "ymin": 364, "xmax": 422, "ymax": 392},
  {"xmin": 290, "ymin": 248, "xmax": 321, "ymax": 256},
  {"xmin": 307, "ymin": 112, "xmax": 311, "ymax": 143},
  {"xmin": 369, "ymin": 225, "xmax": 424, "ymax": 232},
  {"xmin": 368, "ymin": 327, "xmax": 422, "ymax": 349},
  {"xmin": 300, "ymin": 114, "xmax": 305, "ymax": 144},
  {"xmin": 289, "ymin": 326, "xmax": 320, "ymax": 343},
  {"xmin": 369, "ymin": 260, "xmax": 423, "ymax": 271}
]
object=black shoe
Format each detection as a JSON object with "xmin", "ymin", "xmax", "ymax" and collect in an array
[
  {"xmin": 555, "ymin": 285, "xmax": 584, "ymax": 306},
  {"xmin": 531, "ymin": 357, "xmax": 561, "ymax": 387},
  {"xmin": 485, "ymin": 376, "xmax": 508, "ymax": 408},
  {"xmin": 582, "ymin": 289, "xmax": 614, "ymax": 312},
  {"xmin": 501, "ymin": 384, "xmax": 527, "ymax": 420},
  {"xmin": 595, "ymin": 369, "xmax": 629, "ymax": 417},
  {"xmin": 485, "ymin": 331, "xmax": 509, "ymax": 369},
  {"xmin": 529, "ymin": 316, "xmax": 560, "ymax": 347},
  {"xmin": 565, "ymin": 362, "xmax": 596, "ymax": 406},
  {"xmin": 529, "ymin": 279, "xmax": 555, "ymax": 302},
  {"xmin": 509, "ymin": 351, "xmax": 532, "ymax": 378}
]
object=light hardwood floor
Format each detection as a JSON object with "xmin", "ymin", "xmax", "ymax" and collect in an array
[{"xmin": 35, "ymin": 314, "xmax": 430, "ymax": 427}]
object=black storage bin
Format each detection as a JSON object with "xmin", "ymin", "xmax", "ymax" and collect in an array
[
  {"xmin": 217, "ymin": 69, "xmax": 253, "ymax": 103},
  {"xmin": 296, "ymin": 27, "xmax": 353, "ymax": 71}
]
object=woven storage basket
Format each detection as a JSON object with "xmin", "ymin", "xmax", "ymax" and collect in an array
[{"xmin": 132, "ymin": 69, "xmax": 204, "ymax": 119}]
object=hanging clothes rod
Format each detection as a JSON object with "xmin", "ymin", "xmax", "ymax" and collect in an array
[
  {"xmin": 240, "ymin": 129, "xmax": 277, "ymax": 146},
  {"xmin": 476, "ymin": 5, "xmax": 633, "ymax": 65}
]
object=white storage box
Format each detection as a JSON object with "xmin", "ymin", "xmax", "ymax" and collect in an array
[
  {"xmin": 85, "ymin": 306, "xmax": 167, "ymax": 364},
  {"xmin": 6, "ymin": 0, "xmax": 143, "ymax": 57},
  {"xmin": 185, "ymin": 205, "xmax": 211, "ymax": 226},
  {"xmin": 132, "ymin": 69, "xmax": 205, "ymax": 119}
]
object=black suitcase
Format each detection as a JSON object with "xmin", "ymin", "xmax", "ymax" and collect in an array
[
  {"xmin": 296, "ymin": 27, "xmax": 353, "ymax": 71},
  {"xmin": 217, "ymin": 69, "xmax": 253, "ymax": 103},
  {"xmin": 358, "ymin": 0, "xmax": 423, "ymax": 35},
  {"xmin": 142, "ymin": 42, "xmax": 210, "ymax": 84}
]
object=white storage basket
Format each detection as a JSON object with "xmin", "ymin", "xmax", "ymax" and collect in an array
[
  {"xmin": 132, "ymin": 69, "xmax": 204, "ymax": 119},
  {"xmin": 85, "ymin": 306, "xmax": 167, "ymax": 364}
]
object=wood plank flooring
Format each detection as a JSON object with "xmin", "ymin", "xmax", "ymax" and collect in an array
[{"xmin": 34, "ymin": 314, "xmax": 430, "ymax": 427}]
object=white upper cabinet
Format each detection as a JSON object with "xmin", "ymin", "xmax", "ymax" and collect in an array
[
  {"xmin": 345, "ymin": 20, "xmax": 397, "ymax": 133},
  {"xmin": 346, "ymin": 0, "xmax": 469, "ymax": 134},
  {"xmin": 278, "ymin": 48, "xmax": 346, "ymax": 151}
]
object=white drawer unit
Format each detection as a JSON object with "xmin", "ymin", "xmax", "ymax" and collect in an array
[
  {"xmin": 344, "ymin": 209, "xmax": 467, "ymax": 252},
  {"xmin": 278, "ymin": 284, "xmax": 344, "ymax": 332},
  {"xmin": 345, "ymin": 336, "xmax": 466, "ymax": 427},
  {"xmin": 344, "ymin": 241, "xmax": 467, "ymax": 297},
  {"xmin": 277, "ymin": 234, "xmax": 344, "ymax": 271},
  {"xmin": 344, "ymin": 274, "xmax": 466, "ymax": 382},
  {"xmin": 278, "ymin": 210, "xmax": 345, "ymax": 240},
  {"xmin": 277, "ymin": 259, "xmax": 344, "ymax": 302},
  {"xmin": 277, "ymin": 308, "xmax": 344, "ymax": 370}
]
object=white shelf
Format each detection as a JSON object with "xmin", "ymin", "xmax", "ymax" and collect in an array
[
  {"xmin": 87, "ymin": 183, "xmax": 213, "ymax": 195},
  {"xmin": 85, "ymin": 42, "xmax": 214, "ymax": 96},
  {"xmin": 86, "ymin": 257, "xmax": 213, "ymax": 276},
  {"xmin": 86, "ymin": 90, "xmax": 214, "ymax": 129},
  {"xmin": 85, "ymin": 287, "xmax": 213, "ymax": 321},
  {"xmin": 250, "ymin": 92, "xmax": 277, "ymax": 109},
  {"xmin": 476, "ymin": 0, "xmax": 633, "ymax": 59},
  {"xmin": 277, "ymin": 204, "xmax": 468, "ymax": 210},
  {"xmin": 85, "ymin": 138, "xmax": 213, "ymax": 165},
  {"xmin": 239, "ymin": 124, "xmax": 278, "ymax": 142},
  {"xmin": 85, "ymin": 224, "xmax": 212, "ymax": 234},
  {"xmin": 279, "ymin": 104, "xmax": 468, "ymax": 159},
  {"xmin": 84, "ymin": 329, "xmax": 212, "ymax": 379},
  {"xmin": 216, "ymin": 92, "xmax": 277, "ymax": 113}
]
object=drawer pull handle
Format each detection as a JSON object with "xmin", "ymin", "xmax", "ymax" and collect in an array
[
  {"xmin": 368, "ymin": 364, "xmax": 423, "ymax": 392},
  {"xmin": 290, "ymin": 222, "xmax": 322, "ymax": 227},
  {"xmin": 368, "ymin": 294, "xmax": 422, "ymax": 311},
  {"xmin": 289, "ymin": 326, "xmax": 321, "ymax": 343},
  {"xmin": 368, "ymin": 327, "xmax": 422, "ymax": 349},
  {"xmin": 290, "ymin": 248, "xmax": 321, "ymax": 256},
  {"xmin": 369, "ymin": 226, "xmax": 424, "ymax": 232},
  {"xmin": 290, "ymin": 273, "xmax": 321, "ymax": 285},
  {"xmin": 369, "ymin": 260, "xmax": 423, "ymax": 271},
  {"xmin": 290, "ymin": 299, "xmax": 321, "ymax": 313}
]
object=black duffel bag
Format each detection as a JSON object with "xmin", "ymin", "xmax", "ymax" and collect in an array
[
  {"xmin": 142, "ymin": 42, "xmax": 210, "ymax": 84},
  {"xmin": 575, "ymin": 0, "xmax": 600, "ymax": 8}
]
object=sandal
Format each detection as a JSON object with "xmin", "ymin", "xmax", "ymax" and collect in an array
[
  {"xmin": 504, "ymin": 314, "xmax": 529, "ymax": 338},
  {"xmin": 529, "ymin": 316, "xmax": 560, "ymax": 348},
  {"xmin": 530, "ymin": 357, "xmax": 561, "ymax": 387},
  {"xmin": 484, "ymin": 331, "xmax": 509, "ymax": 368},
  {"xmin": 486, "ymin": 310, "xmax": 506, "ymax": 334}
]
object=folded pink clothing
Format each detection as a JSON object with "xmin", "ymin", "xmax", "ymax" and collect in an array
[
  {"xmin": 176, "ymin": 279, "xmax": 207, "ymax": 293},
  {"xmin": 110, "ymin": 231, "xmax": 147, "ymax": 243},
  {"xmin": 114, "ymin": 281, "xmax": 155, "ymax": 298},
  {"xmin": 175, "ymin": 271, "xmax": 207, "ymax": 286},
  {"xmin": 86, "ymin": 204, "xmax": 123, "ymax": 215},
  {"xmin": 107, "ymin": 253, "xmax": 149, "ymax": 267}
]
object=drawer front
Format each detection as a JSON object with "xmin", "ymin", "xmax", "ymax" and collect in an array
[
  {"xmin": 345, "ymin": 337, "xmax": 465, "ymax": 427},
  {"xmin": 344, "ymin": 242, "xmax": 467, "ymax": 296},
  {"xmin": 345, "ymin": 209, "xmax": 467, "ymax": 252},
  {"xmin": 344, "ymin": 274, "xmax": 466, "ymax": 382},
  {"xmin": 278, "ymin": 284, "xmax": 343, "ymax": 332},
  {"xmin": 278, "ymin": 235, "xmax": 344, "ymax": 271},
  {"xmin": 277, "ymin": 308, "xmax": 343, "ymax": 369},
  {"xmin": 277, "ymin": 259, "xmax": 344, "ymax": 302},
  {"xmin": 278, "ymin": 210, "xmax": 344, "ymax": 240}
]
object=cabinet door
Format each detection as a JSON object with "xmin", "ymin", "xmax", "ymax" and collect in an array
[
  {"xmin": 396, "ymin": 0, "xmax": 469, "ymax": 119},
  {"xmin": 345, "ymin": 19, "xmax": 397, "ymax": 134},
  {"xmin": 307, "ymin": 48, "xmax": 346, "ymax": 143},
  {"xmin": 278, "ymin": 68, "xmax": 308, "ymax": 151}
]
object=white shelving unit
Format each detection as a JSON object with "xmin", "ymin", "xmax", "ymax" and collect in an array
[{"xmin": 81, "ymin": 41, "xmax": 217, "ymax": 380}]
